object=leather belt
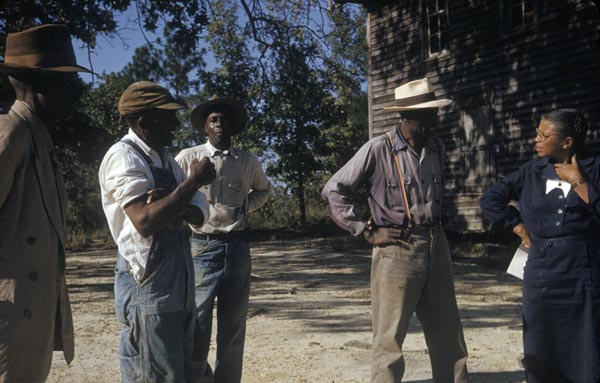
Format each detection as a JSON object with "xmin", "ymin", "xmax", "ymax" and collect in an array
[{"xmin": 192, "ymin": 231, "xmax": 244, "ymax": 241}]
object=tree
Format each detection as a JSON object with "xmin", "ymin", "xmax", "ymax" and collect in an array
[
  {"xmin": 262, "ymin": 40, "xmax": 345, "ymax": 225},
  {"xmin": 1, "ymin": 0, "xmax": 371, "ymax": 235},
  {"xmin": 0, "ymin": 0, "xmax": 211, "ymax": 108},
  {"xmin": 195, "ymin": 0, "xmax": 265, "ymax": 154}
]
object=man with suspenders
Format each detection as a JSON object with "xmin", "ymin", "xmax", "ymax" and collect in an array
[{"xmin": 321, "ymin": 78, "xmax": 469, "ymax": 383}]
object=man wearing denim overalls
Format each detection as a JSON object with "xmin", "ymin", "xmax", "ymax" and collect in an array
[{"xmin": 99, "ymin": 81, "xmax": 216, "ymax": 382}]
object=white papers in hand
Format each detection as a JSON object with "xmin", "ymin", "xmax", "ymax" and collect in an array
[{"xmin": 507, "ymin": 243, "xmax": 528, "ymax": 280}]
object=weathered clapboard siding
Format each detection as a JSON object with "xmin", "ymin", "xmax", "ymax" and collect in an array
[{"xmin": 361, "ymin": 0, "xmax": 600, "ymax": 231}]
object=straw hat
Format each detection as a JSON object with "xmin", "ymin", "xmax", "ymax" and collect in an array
[
  {"xmin": 0, "ymin": 24, "xmax": 91, "ymax": 73},
  {"xmin": 383, "ymin": 78, "xmax": 452, "ymax": 111}
]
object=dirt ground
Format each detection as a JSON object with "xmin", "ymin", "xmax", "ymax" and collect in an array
[{"xmin": 47, "ymin": 237, "xmax": 526, "ymax": 383}]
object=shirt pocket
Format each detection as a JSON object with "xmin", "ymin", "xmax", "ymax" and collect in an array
[
  {"xmin": 221, "ymin": 179, "xmax": 244, "ymax": 207},
  {"xmin": 384, "ymin": 177, "xmax": 405, "ymax": 208}
]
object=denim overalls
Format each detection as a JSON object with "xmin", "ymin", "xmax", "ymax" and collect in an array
[{"xmin": 114, "ymin": 140, "xmax": 196, "ymax": 382}]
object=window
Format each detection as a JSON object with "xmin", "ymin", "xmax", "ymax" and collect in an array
[
  {"xmin": 504, "ymin": 0, "xmax": 540, "ymax": 32},
  {"xmin": 426, "ymin": 0, "xmax": 449, "ymax": 55}
]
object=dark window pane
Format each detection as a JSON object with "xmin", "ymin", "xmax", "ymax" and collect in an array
[
  {"xmin": 439, "ymin": 0, "xmax": 446, "ymax": 12},
  {"xmin": 524, "ymin": 0, "xmax": 534, "ymax": 24},
  {"xmin": 441, "ymin": 32, "xmax": 449, "ymax": 50},
  {"xmin": 440, "ymin": 13, "xmax": 448, "ymax": 32},
  {"xmin": 427, "ymin": 0, "xmax": 437, "ymax": 15},
  {"xmin": 430, "ymin": 34, "xmax": 440, "ymax": 54},
  {"xmin": 512, "ymin": 4, "xmax": 523, "ymax": 28},
  {"xmin": 429, "ymin": 15, "xmax": 439, "ymax": 34}
]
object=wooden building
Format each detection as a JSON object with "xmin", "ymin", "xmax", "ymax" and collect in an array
[{"xmin": 337, "ymin": 0, "xmax": 600, "ymax": 231}]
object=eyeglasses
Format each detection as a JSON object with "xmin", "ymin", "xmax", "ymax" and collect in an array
[{"xmin": 535, "ymin": 129, "xmax": 560, "ymax": 142}]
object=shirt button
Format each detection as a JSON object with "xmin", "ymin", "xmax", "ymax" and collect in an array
[
  {"xmin": 23, "ymin": 309, "xmax": 32, "ymax": 319},
  {"xmin": 555, "ymin": 221, "xmax": 561, "ymax": 226},
  {"xmin": 28, "ymin": 272, "xmax": 38, "ymax": 281},
  {"xmin": 557, "ymin": 209, "xmax": 563, "ymax": 214},
  {"xmin": 558, "ymin": 195, "xmax": 564, "ymax": 200},
  {"xmin": 26, "ymin": 236, "xmax": 36, "ymax": 245}
]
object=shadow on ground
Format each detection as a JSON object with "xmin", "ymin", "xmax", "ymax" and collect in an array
[{"xmin": 246, "ymin": 237, "xmax": 522, "ymax": 335}]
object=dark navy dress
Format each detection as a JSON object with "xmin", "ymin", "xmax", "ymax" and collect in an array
[{"xmin": 480, "ymin": 156, "xmax": 600, "ymax": 383}]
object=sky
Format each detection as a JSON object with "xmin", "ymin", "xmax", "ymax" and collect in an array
[
  {"xmin": 72, "ymin": 11, "xmax": 159, "ymax": 78},
  {"xmin": 71, "ymin": 6, "xmax": 216, "ymax": 82}
]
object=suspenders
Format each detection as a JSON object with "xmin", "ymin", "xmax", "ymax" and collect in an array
[
  {"xmin": 386, "ymin": 132, "xmax": 412, "ymax": 228},
  {"xmin": 385, "ymin": 132, "xmax": 444, "ymax": 228}
]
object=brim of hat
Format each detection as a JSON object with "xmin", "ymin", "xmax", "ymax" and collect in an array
[
  {"xmin": 0, "ymin": 62, "xmax": 93, "ymax": 74},
  {"xmin": 155, "ymin": 101, "xmax": 187, "ymax": 110},
  {"xmin": 191, "ymin": 98, "xmax": 248, "ymax": 136},
  {"xmin": 383, "ymin": 99, "xmax": 452, "ymax": 111}
]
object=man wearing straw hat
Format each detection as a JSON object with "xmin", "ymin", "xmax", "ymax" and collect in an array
[
  {"xmin": 321, "ymin": 78, "xmax": 468, "ymax": 383},
  {"xmin": 176, "ymin": 96, "xmax": 271, "ymax": 383},
  {"xmin": 0, "ymin": 24, "xmax": 92, "ymax": 382}
]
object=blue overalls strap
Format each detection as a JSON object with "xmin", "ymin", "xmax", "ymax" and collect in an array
[{"xmin": 121, "ymin": 138, "xmax": 155, "ymax": 166}]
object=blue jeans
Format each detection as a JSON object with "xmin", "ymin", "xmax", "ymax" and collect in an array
[
  {"xmin": 191, "ymin": 233, "xmax": 251, "ymax": 383},
  {"xmin": 114, "ymin": 230, "xmax": 196, "ymax": 383}
]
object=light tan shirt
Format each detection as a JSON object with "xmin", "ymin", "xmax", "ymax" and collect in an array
[{"xmin": 176, "ymin": 142, "xmax": 271, "ymax": 234}]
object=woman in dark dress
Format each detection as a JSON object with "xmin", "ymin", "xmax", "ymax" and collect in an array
[{"xmin": 480, "ymin": 108, "xmax": 600, "ymax": 383}]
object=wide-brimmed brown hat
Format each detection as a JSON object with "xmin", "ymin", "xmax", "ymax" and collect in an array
[
  {"xmin": 191, "ymin": 96, "xmax": 248, "ymax": 136},
  {"xmin": 0, "ymin": 24, "xmax": 91, "ymax": 73},
  {"xmin": 118, "ymin": 81, "xmax": 187, "ymax": 116},
  {"xmin": 383, "ymin": 78, "xmax": 451, "ymax": 112}
]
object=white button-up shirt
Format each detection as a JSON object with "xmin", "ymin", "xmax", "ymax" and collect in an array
[
  {"xmin": 99, "ymin": 129, "xmax": 210, "ymax": 281},
  {"xmin": 176, "ymin": 141, "xmax": 271, "ymax": 234}
]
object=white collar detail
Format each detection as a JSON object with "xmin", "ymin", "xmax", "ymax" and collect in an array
[{"xmin": 546, "ymin": 179, "xmax": 571, "ymax": 196}]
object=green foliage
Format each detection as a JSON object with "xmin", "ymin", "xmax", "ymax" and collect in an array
[
  {"xmin": 261, "ymin": 39, "xmax": 345, "ymax": 224},
  {"xmin": 1, "ymin": 0, "xmax": 371, "ymax": 239},
  {"xmin": 196, "ymin": 0, "xmax": 264, "ymax": 155}
]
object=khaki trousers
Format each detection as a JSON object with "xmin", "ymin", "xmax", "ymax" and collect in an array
[{"xmin": 370, "ymin": 226, "xmax": 469, "ymax": 383}]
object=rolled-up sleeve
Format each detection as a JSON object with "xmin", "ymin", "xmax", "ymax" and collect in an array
[
  {"xmin": 102, "ymin": 146, "xmax": 150, "ymax": 208},
  {"xmin": 321, "ymin": 143, "xmax": 375, "ymax": 236},
  {"xmin": 247, "ymin": 159, "xmax": 271, "ymax": 213}
]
